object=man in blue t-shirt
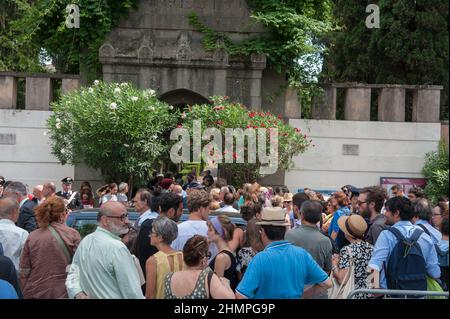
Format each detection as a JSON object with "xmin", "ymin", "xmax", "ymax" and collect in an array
[
  {"xmin": 236, "ymin": 207, "xmax": 332, "ymax": 299},
  {"xmin": 0, "ymin": 279, "xmax": 18, "ymax": 299}
]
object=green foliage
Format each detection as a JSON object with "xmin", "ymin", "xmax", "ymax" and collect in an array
[
  {"xmin": 189, "ymin": 0, "xmax": 336, "ymax": 86},
  {"xmin": 325, "ymin": 0, "xmax": 449, "ymax": 120},
  {"xmin": 422, "ymin": 142, "xmax": 449, "ymax": 203},
  {"xmin": 0, "ymin": 0, "xmax": 43, "ymax": 71},
  {"xmin": 47, "ymin": 81, "xmax": 178, "ymax": 183},
  {"xmin": 10, "ymin": 0, "xmax": 138, "ymax": 78},
  {"xmin": 182, "ymin": 96, "xmax": 312, "ymax": 187}
]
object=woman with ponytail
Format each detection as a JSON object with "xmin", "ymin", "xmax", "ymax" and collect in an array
[{"xmin": 19, "ymin": 196, "xmax": 81, "ymax": 298}]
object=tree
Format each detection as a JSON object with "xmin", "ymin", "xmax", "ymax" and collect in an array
[
  {"xmin": 11, "ymin": 0, "xmax": 139, "ymax": 80},
  {"xmin": 0, "ymin": 0, "xmax": 43, "ymax": 71},
  {"xmin": 46, "ymin": 81, "xmax": 178, "ymax": 190},
  {"xmin": 422, "ymin": 142, "xmax": 449, "ymax": 204},
  {"xmin": 324, "ymin": 0, "xmax": 449, "ymax": 119},
  {"xmin": 181, "ymin": 96, "xmax": 312, "ymax": 187}
]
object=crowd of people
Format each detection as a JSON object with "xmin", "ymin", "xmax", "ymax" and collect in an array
[{"xmin": 0, "ymin": 172, "xmax": 448, "ymax": 299}]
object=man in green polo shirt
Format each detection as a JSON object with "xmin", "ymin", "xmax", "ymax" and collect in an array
[{"xmin": 285, "ymin": 200, "xmax": 333, "ymax": 298}]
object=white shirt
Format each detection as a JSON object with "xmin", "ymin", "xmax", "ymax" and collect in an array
[
  {"xmin": 0, "ymin": 219, "xmax": 29, "ymax": 271},
  {"xmin": 215, "ymin": 205, "xmax": 239, "ymax": 213},
  {"xmin": 136, "ymin": 209, "xmax": 158, "ymax": 227},
  {"xmin": 171, "ymin": 220, "xmax": 218, "ymax": 259}
]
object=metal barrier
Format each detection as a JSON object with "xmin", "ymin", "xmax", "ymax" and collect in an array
[{"xmin": 347, "ymin": 288, "xmax": 449, "ymax": 299}]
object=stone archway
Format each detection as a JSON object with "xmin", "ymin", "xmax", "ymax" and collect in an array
[{"xmin": 159, "ymin": 89, "xmax": 210, "ymax": 108}]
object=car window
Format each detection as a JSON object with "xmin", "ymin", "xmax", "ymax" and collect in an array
[{"xmin": 73, "ymin": 219, "xmax": 98, "ymax": 238}]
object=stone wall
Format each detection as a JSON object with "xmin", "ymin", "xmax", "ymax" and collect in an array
[
  {"xmin": 312, "ymin": 83, "xmax": 443, "ymax": 123},
  {"xmin": 99, "ymin": 0, "xmax": 272, "ymax": 111},
  {"xmin": 284, "ymin": 119, "xmax": 441, "ymax": 192}
]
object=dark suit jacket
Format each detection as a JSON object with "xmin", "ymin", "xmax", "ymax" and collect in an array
[
  {"xmin": 17, "ymin": 199, "xmax": 38, "ymax": 233},
  {"xmin": 134, "ymin": 219, "xmax": 158, "ymax": 278},
  {"xmin": 0, "ymin": 256, "xmax": 23, "ymax": 299}
]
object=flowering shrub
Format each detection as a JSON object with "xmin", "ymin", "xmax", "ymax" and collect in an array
[
  {"xmin": 182, "ymin": 96, "xmax": 312, "ymax": 186},
  {"xmin": 46, "ymin": 81, "xmax": 178, "ymax": 184}
]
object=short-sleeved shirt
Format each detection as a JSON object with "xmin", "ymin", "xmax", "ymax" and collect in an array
[
  {"xmin": 285, "ymin": 225, "xmax": 332, "ymax": 272},
  {"xmin": 236, "ymin": 241, "xmax": 328, "ymax": 299},
  {"xmin": 328, "ymin": 206, "xmax": 350, "ymax": 237}
]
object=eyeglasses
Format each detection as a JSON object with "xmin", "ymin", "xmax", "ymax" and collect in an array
[
  {"xmin": 357, "ymin": 201, "xmax": 366, "ymax": 205},
  {"xmin": 432, "ymin": 213, "xmax": 442, "ymax": 217},
  {"xmin": 105, "ymin": 213, "xmax": 128, "ymax": 222}
]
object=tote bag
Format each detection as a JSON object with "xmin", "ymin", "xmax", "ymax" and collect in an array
[{"xmin": 328, "ymin": 246, "xmax": 355, "ymax": 299}]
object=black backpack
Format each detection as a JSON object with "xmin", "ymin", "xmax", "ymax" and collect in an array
[{"xmin": 385, "ymin": 227, "xmax": 427, "ymax": 292}]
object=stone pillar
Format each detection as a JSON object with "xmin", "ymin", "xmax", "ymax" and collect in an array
[
  {"xmin": 61, "ymin": 78, "xmax": 80, "ymax": 94},
  {"xmin": 412, "ymin": 88, "xmax": 441, "ymax": 122},
  {"xmin": 284, "ymin": 88, "xmax": 301, "ymax": 119},
  {"xmin": 344, "ymin": 88, "xmax": 371, "ymax": 121},
  {"xmin": 0, "ymin": 76, "xmax": 17, "ymax": 109},
  {"xmin": 25, "ymin": 77, "xmax": 52, "ymax": 110},
  {"xmin": 312, "ymin": 85, "xmax": 336, "ymax": 120},
  {"xmin": 441, "ymin": 121, "xmax": 449, "ymax": 147},
  {"xmin": 378, "ymin": 87, "xmax": 405, "ymax": 122}
]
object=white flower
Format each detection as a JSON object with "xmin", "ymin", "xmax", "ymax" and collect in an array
[
  {"xmin": 88, "ymin": 88, "xmax": 94, "ymax": 93},
  {"xmin": 120, "ymin": 82, "xmax": 128, "ymax": 87},
  {"xmin": 131, "ymin": 96, "xmax": 139, "ymax": 102},
  {"xmin": 148, "ymin": 106, "xmax": 155, "ymax": 111},
  {"xmin": 110, "ymin": 102, "xmax": 118, "ymax": 110},
  {"xmin": 56, "ymin": 118, "xmax": 61, "ymax": 123},
  {"xmin": 169, "ymin": 105, "xmax": 174, "ymax": 110},
  {"xmin": 60, "ymin": 148, "xmax": 66, "ymax": 154},
  {"xmin": 124, "ymin": 144, "xmax": 130, "ymax": 148},
  {"xmin": 114, "ymin": 87, "xmax": 121, "ymax": 94},
  {"xmin": 143, "ymin": 89, "xmax": 156, "ymax": 97},
  {"xmin": 94, "ymin": 80, "xmax": 100, "ymax": 85},
  {"xmin": 181, "ymin": 112, "xmax": 187, "ymax": 119},
  {"xmin": 55, "ymin": 122, "xmax": 61, "ymax": 129}
]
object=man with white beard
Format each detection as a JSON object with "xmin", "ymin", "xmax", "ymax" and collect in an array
[{"xmin": 66, "ymin": 201, "xmax": 144, "ymax": 299}]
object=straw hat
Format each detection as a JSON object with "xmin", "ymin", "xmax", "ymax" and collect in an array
[
  {"xmin": 256, "ymin": 207, "xmax": 291, "ymax": 226},
  {"xmin": 283, "ymin": 193, "xmax": 293, "ymax": 202},
  {"xmin": 338, "ymin": 214, "xmax": 368, "ymax": 239}
]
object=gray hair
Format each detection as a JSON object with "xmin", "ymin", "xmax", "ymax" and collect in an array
[
  {"xmin": 412, "ymin": 198, "xmax": 432, "ymax": 222},
  {"xmin": 4, "ymin": 181, "xmax": 27, "ymax": 197},
  {"xmin": 118, "ymin": 182, "xmax": 128, "ymax": 193},
  {"xmin": 0, "ymin": 197, "xmax": 19, "ymax": 219},
  {"xmin": 152, "ymin": 216, "xmax": 178, "ymax": 245}
]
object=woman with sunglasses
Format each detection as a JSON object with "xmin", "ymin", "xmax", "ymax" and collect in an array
[{"xmin": 163, "ymin": 235, "xmax": 235, "ymax": 299}]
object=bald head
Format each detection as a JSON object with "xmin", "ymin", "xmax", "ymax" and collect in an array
[
  {"xmin": 98, "ymin": 201, "xmax": 129, "ymax": 236},
  {"xmin": 43, "ymin": 182, "xmax": 56, "ymax": 198},
  {"xmin": 98, "ymin": 201, "xmax": 127, "ymax": 221},
  {"xmin": 171, "ymin": 184, "xmax": 183, "ymax": 195},
  {"xmin": 33, "ymin": 185, "xmax": 44, "ymax": 200},
  {"xmin": 0, "ymin": 197, "xmax": 19, "ymax": 221}
]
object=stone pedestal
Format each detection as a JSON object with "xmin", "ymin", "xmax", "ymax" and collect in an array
[
  {"xmin": 25, "ymin": 77, "xmax": 52, "ymax": 110},
  {"xmin": 344, "ymin": 88, "xmax": 371, "ymax": 121},
  {"xmin": 312, "ymin": 86, "xmax": 336, "ymax": 120},
  {"xmin": 378, "ymin": 87, "xmax": 405, "ymax": 122},
  {"xmin": 62, "ymin": 78, "xmax": 80, "ymax": 94},
  {"xmin": 284, "ymin": 88, "xmax": 301, "ymax": 119},
  {"xmin": 412, "ymin": 89, "xmax": 441, "ymax": 123},
  {"xmin": 0, "ymin": 76, "xmax": 17, "ymax": 109}
]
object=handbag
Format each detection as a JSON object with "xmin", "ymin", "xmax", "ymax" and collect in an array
[{"xmin": 328, "ymin": 246, "xmax": 355, "ymax": 299}]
